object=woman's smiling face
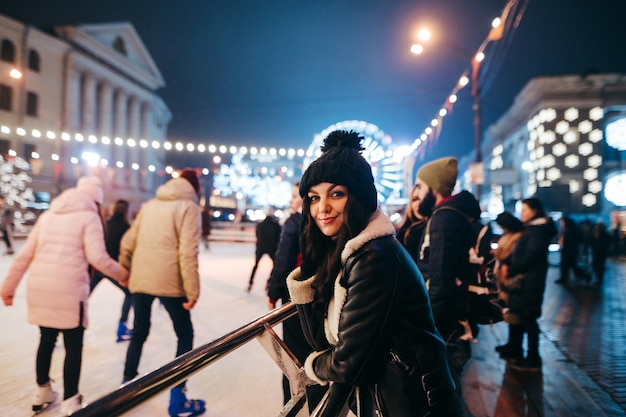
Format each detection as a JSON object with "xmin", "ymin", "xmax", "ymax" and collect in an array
[{"xmin": 308, "ymin": 182, "xmax": 348, "ymax": 237}]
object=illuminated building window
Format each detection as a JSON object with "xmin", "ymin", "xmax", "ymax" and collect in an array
[
  {"xmin": 583, "ymin": 168, "xmax": 598, "ymax": 181},
  {"xmin": 582, "ymin": 194, "xmax": 596, "ymax": 207},
  {"xmin": 578, "ymin": 142, "xmax": 593, "ymax": 156},
  {"xmin": 589, "ymin": 107, "xmax": 604, "ymax": 121},
  {"xmin": 540, "ymin": 108, "xmax": 557, "ymax": 123},
  {"xmin": 536, "ymin": 146, "xmax": 544, "ymax": 158},
  {"xmin": 563, "ymin": 129, "xmax": 578, "ymax": 144},
  {"xmin": 537, "ymin": 170, "xmax": 545, "ymax": 181},
  {"xmin": 605, "ymin": 171, "xmax": 626, "ymax": 206},
  {"xmin": 542, "ymin": 154, "xmax": 555, "ymax": 168},
  {"xmin": 556, "ymin": 121, "xmax": 570, "ymax": 135},
  {"xmin": 542, "ymin": 130, "xmax": 556, "ymax": 144},
  {"xmin": 546, "ymin": 167, "xmax": 561, "ymax": 181},
  {"xmin": 553, "ymin": 142, "xmax": 567, "ymax": 157},
  {"xmin": 578, "ymin": 120, "xmax": 592, "ymax": 134},
  {"xmin": 588, "ymin": 154, "xmax": 602, "ymax": 168},
  {"xmin": 564, "ymin": 154, "xmax": 579, "ymax": 168},
  {"xmin": 588, "ymin": 180, "xmax": 602, "ymax": 194},
  {"xmin": 569, "ymin": 180, "xmax": 580, "ymax": 193},
  {"xmin": 564, "ymin": 107, "xmax": 579, "ymax": 121},
  {"xmin": 605, "ymin": 118, "xmax": 626, "ymax": 150},
  {"xmin": 589, "ymin": 129, "xmax": 603, "ymax": 143}
]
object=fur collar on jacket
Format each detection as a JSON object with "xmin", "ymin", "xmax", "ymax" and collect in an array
[{"xmin": 287, "ymin": 209, "xmax": 396, "ymax": 305}]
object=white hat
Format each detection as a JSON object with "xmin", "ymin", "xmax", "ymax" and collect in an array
[{"xmin": 77, "ymin": 176, "xmax": 104, "ymax": 204}]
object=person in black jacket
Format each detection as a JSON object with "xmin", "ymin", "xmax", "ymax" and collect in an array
[
  {"xmin": 90, "ymin": 199, "xmax": 133, "ymax": 342},
  {"xmin": 247, "ymin": 211, "xmax": 281, "ymax": 292},
  {"xmin": 591, "ymin": 221, "xmax": 610, "ymax": 282},
  {"xmin": 555, "ymin": 216, "xmax": 581, "ymax": 286},
  {"xmin": 287, "ymin": 130, "xmax": 462, "ymax": 417},
  {"xmin": 414, "ymin": 156, "xmax": 479, "ymax": 393},
  {"xmin": 498, "ymin": 197, "xmax": 557, "ymax": 371}
]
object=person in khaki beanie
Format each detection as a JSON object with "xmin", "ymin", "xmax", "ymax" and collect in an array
[{"xmin": 414, "ymin": 156, "xmax": 481, "ymax": 401}]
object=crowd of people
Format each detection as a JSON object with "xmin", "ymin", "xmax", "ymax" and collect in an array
[{"xmin": 0, "ymin": 129, "xmax": 622, "ymax": 416}]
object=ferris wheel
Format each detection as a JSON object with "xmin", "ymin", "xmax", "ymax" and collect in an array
[{"xmin": 305, "ymin": 120, "xmax": 404, "ymax": 205}]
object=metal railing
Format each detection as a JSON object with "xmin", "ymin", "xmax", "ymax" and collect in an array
[{"xmin": 72, "ymin": 303, "xmax": 351, "ymax": 417}]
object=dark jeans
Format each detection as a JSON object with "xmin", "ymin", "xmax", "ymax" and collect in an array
[
  {"xmin": 2, "ymin": 225, "xmax": 14, "ymax": 250},
  {"xmin": 37, "ymin": 325, "xmax": 85, "ymax": 400},
  {"xmin": 508, "ymin": 319, "xmax": 540, "ymax": 358},
  {"xmin": 90, "ymin": 271, "xmax": 132, "ymax": 323},
  {"xmin": 248, "ymin": 251, "xmax": 275, "ymax": 289},
  {"xmin": 123, "ymin": 293, "xmax": 194, "ymax": 385}
]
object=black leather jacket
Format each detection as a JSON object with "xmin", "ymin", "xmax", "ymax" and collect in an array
[{"xmin": 288, "ymin": 211, "xmax": 461, "ymax": 417}]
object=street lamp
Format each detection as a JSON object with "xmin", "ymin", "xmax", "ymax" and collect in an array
[{"xmin": 410, "ymin": 18, "xmax": 504, "ymax": 199}]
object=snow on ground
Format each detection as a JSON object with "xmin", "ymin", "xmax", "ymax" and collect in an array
[{"xmin": 0, "ymin": 240, "xmax": 285, "ymax": 417}]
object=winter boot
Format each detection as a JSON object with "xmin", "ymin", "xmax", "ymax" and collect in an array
[
  {"xmin": 168, "ymin": 386, "xmax": 206, "ymax": 417},
  {"xmin": 60, "ymin": 393, "xmax": 85, "ymax": 416},
  {"xmin": 117, "ymin": 321, "xmax": 133, "ymax": 342},
  {"xmin": 32, "ymin": 381, "xmax": 58, "ymax": 412}
]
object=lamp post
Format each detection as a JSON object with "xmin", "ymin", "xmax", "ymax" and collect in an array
[
  {"xmin": 471, "ymin": 52, "xmax": 485, "ymax": 199},
  {"xmin": 410, "ymin": 18, "xmax": 504, "ymax": 200}
]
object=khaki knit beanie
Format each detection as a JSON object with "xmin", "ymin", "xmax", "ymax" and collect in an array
[{"xmin": 416, "ymin": 156, "xmax": 458, "ymax": 197}]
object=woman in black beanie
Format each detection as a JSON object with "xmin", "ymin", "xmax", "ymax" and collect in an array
[{"xmin": 287, "ymin": 130, "xmax": 462, "ymax": 416}]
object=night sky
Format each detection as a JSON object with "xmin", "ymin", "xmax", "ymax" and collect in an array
[{"xmin": 2, "ymin": 0, "xmax": 625, "ymax": 163}]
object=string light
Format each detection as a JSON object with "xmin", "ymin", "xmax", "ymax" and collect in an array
[
  {"xmin": 0, "ymin": 123, "xmax": 310, "ymax": 175},
  {"xmin": 409, "ymin": 7, "xmax": 508, "ymax": 158}
]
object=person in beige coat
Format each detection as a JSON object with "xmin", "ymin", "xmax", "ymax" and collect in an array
[
  {"xmin": 1, "ymin": 176, "xmax": 129, "ymax": 416},
  {"xmin": 119, "ymin": 169, "xmax": 205, "ymax": 417}
]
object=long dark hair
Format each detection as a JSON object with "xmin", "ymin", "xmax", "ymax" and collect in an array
[
  {"xmin": 522, "ymin": 197, "xmax": 547, "ymax": 220},
  {"xmin": 301, "ymin": 190, "xmax": 371, "ymax": 308}
]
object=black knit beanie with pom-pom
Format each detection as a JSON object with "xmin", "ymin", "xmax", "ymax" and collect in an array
[{"xmin": 299, "ymin": 130, "xmax": 378, "ymax": 213}]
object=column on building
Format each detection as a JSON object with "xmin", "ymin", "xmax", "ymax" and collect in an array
[
  {"xmin": 62, "ymin": 70, "xmax": 81, "ymax": 186},
  {"xmin": 112, "ymin": 89, "xmax": 127, "ymax": 187},
  {"xmin": 96, "ymin": 81, "xmax": 114, "ymax": 188},
  {"xmin": 139, "ymin": 101, "xmax": 151, "ymax": 191},
  {"xmin": 126, "ymin": 96, "xmax": 140, "ymax": 189},
  {"xmin": 81, "ymin": 72, "xmax": 96, "ymax": 136}
]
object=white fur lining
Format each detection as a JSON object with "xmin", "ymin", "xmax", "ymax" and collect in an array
[
  {"xmin": 324, "ymin": 275, "xmax": 347, "ymax": 345},
  {"xmin": 304, "ymin": 349, "xmax": 331, "ymax": 386},
  {"xmin": 341, "ymin": 209, "xmax": 396, "ymax": 263},
  {"xmin": 286, "ymin": 267, "xmax": 316, "ymax": 304}
]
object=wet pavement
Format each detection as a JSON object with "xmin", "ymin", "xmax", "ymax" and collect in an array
[
  {"xmin": 1, "ymin": 238, "xmax": 626, "ymax": 416},
  {"xmin": 463, "ymin": 255, "xmax": 626, "ymax": 416}
]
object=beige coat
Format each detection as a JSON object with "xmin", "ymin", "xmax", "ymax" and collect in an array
[
  {"xmin": 1, "ymin": 188, "xmax": 129, "ymax": 329},
  {"xmin": 119, "ymin": 178, "xmax": 201, "ymax": 300}
]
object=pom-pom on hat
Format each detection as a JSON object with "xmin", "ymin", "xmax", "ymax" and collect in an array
[
  {"xmin": 416, "ymin": 156, "xmax": 458, "ymax": 197},
  {"xmin": 77, "ymin": 176, "xmax": 104, "ymax": 204},
  {"xmin": 179, "ymin": 169, "xmax": 200, "ymax": 194},
  {"xmin": 299, "ymin": 130, "xmax": 378, "ymax": 213}
]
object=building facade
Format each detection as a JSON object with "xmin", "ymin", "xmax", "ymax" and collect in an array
[
  {"xmin": 0, "ymin": 13, "xmax": 171, "ymax": 210},
  {"xmin": 478, "ymin": 73, "xmax": 626, "ymax": 227}
]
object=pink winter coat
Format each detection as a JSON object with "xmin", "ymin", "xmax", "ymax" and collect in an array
[{"xmin": 1, "ymin": 187, "xmax": 129, "ymax": 329}]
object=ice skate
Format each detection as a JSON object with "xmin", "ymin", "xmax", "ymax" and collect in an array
[
  {"xmin": 60, "ymin": 393, "xmax": 85, "ymax": 416},
  {"xmin": 116, "ymin": 321, "xmax": 133, "ymax": 342},
  {"xmin": 168, "ymin": 386, "xmax": 206, "ymax": 417},
  {"xmin": 32, "ymin": 381, "xmax": 58, "ymax": 413}
]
